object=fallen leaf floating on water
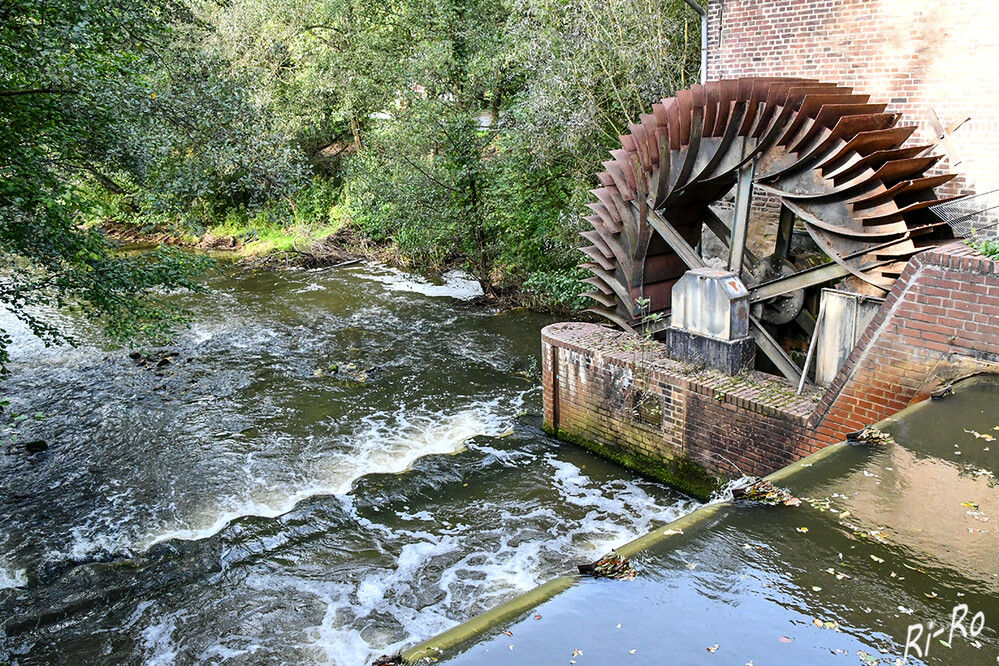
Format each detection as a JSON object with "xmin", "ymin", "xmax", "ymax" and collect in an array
[
  {"xmin": 811, "ymin": 619, "xmax": 840, "ymax": 631},
  {"xmin": 706, "ymin": 644, "xmax": 719, "ymax": 653}
]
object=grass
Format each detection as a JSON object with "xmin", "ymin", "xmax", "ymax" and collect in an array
[{"xmin": 206, "ymin": 204, "xmax": 350, "ymax": 257}]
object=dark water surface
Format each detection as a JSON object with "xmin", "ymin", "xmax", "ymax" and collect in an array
[
  {"xmin": 0, "ymin": 263, "xmax": 697, "ymax": 664},
  {"xmin": 443, "ymin": 381, "xmax": 999, "ymax": 665}
]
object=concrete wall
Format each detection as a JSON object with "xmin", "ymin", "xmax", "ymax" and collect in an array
[
  {"xmin": 706, "ymin": 0, "xmax": 999, "ymax": 198},
  {"xmin": 543, "ymin": 244, "xmax": 999, "ymax": 485}
]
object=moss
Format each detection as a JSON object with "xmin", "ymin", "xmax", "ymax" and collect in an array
[{"xmin": 544, "ymin": 425, "xmax": 722, "ymax": 501}]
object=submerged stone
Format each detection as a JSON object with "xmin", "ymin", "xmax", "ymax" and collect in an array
[{"xmin": 25, "ymin": 440, "xmax": 48, "ymax": 454}]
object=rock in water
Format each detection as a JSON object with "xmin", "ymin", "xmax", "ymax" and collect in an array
[
  {"xmin": 371, "ymin": 655, "xmax": 403, "ymax": 666},
  {"xmin": 25, "ymin": 440, "xmax": 48, "ymax": 454}
]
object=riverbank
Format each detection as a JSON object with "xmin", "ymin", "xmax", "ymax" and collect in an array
[
  {"xmin": 97, "ymin": 220, "xmax": 586, "ymax": 314},
  {"xmin": 99, "ymin": 220, "xmax": 388, "ymax": 268}
]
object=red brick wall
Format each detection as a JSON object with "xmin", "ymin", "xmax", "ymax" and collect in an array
[
  {"xmin": 542, "ymin": 324, "xmax": 817, "ymax": 478},
  {"xmin": 809, "ymin": 243, "xmax": 999, "ymax": 445},
  {"xmin": 543, "ymin": 244, "xmax": 999, "ymax": 485},
  {"xmin": 706, "ymin": 0, "xmax": 999, "ymax": 197}
]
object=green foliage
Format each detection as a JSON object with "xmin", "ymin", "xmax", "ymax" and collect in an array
[
  {"xmin": 337, "ymin": 0, "xmax": 699, "ymax": 301},
  {"xmin": 967, "ymin": 237, "xmax": 999, "ymax": 261},
  {"xmin": 0, "ymin": 0, "xmax": 223, "ymax": 372},
  {"xmin": 1, "ymin": 0, "xmax": 700, "ymax": 369},
  {"xmin": 522, "ymin": 268, "xmax": 590, "ymax": 310},
  {"xmin": 508, "ymin": 0, "xmax": 699, "ymax": 171},
  {"xmin": 191, "ymin": 0, "xmax": 413, "ymax": 164}
]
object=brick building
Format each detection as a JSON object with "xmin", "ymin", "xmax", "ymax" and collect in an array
[{"xmin": 705, "ymin": 0, "xmax": 999, "ymax": 198}]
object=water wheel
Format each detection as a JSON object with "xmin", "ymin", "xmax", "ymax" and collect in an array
[{"xmin": 580, "ymin": 77, "xmax": 960, "ymax": 380}]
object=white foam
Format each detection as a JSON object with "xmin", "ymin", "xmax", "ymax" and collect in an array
[
  {"xmin": 141, "ymin": 402, "xmax": 511, "ymax": 549},
  {"xmin": 548, "ymin": 457, "xmax": 697, "ymax": 554},
  {"xmin": 141, "ymin": 611, "xmax": 181, "ymax": 666},
  {"xmin": 354, "ymin": 265, "xmax": 483, "ymax": 300},
  {"xmin": 0, "ymin": 560, "xmax": 27, "ymax": 589}
]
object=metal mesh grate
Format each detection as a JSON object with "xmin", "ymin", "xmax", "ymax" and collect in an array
[{"xmin": 930, "ymin": 189, "xmax": 999, "ymax": 240}]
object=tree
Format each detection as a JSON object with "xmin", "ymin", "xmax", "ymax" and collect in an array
[
  {"xmin": 190, "ymin": 0, "xmax": 413, "ymax": 169},
  {"xmin": 509, "ymin": 0, "xmax": 699, "ymax": 167},
  {"xmin": 341, "ymin": 0, "xmax": 516, "ymax": 296},
  {"xmin": 0, "ymin": 0, "xmax": 219, "ymax": 371},
  {"xmin": 347, "ymin": 0, "xmax": 699, "ymax": 300}
]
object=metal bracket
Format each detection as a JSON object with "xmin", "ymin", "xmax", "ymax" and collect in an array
[{"xmin": 728, "ymin": 155, "xmax": 757, "ymax": 275}]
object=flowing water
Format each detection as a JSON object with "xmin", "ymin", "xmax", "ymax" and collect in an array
[
  {"xmin": 0, "ymin": 261, "xmax": 696, "ymax": 665},
  {"xmin": 443, "ymin": 380, "xmax": 999, "ymax": 665}
]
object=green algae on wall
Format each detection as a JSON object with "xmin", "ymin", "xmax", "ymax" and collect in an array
[{"xmin": 543, "ymin": 425, "xmax": 721, "ymax": 501}]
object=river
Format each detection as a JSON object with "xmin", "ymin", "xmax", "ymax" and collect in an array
[{"xmin": 0, "ymin": 262, "xmax": 696, "ymax": 664}]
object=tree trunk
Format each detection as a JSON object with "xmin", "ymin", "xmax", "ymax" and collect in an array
[{"xmin": 350, "ymin": 117, "xmax": 362, "ymax": 150}]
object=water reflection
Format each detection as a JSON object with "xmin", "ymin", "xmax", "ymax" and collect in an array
[{"xmin": 444, "ymin": 379, "xmax": 999, "ymax": 665}]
